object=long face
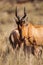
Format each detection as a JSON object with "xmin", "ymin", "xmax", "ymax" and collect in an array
[
  {"xmin": 14, "ymin": 7, "xmax": 27, "ymax": 40},
  {"xmin": 15, "ymin": 7, "xmax": 26, "ymax": 29}
]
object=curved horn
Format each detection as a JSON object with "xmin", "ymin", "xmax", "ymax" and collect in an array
[
  {"xmin": 15, "ymin": 7, "xmax": 20, "ymax": 20},
  {"xmin": 21, "ymin": 7, "xmax": 26, "ymax": 21}
]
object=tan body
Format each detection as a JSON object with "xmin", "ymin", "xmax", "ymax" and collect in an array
[
  {"xmin": 21, "ymin": 23, "xmax": 43, "ymax": 46},
  {"xmin": 9, "ymin": 7, "xmax": 43, "ymax": 57},
  {"xmin": 21, "ymin": 23, "xmax": 43, "ymax": 57}
]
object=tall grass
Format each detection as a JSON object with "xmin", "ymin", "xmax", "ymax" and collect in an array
[
  {"xmin": 0, "ymin": 39, "xmax": 43, "ymax": 65},
  {"xmin": 0, "ymin": 2, "xmax": 43, "ymax": 65}
]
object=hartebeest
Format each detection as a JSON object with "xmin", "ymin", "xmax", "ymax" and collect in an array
[
  {"xmin": 21, "ymin": 23, "xmax": 43, "ymax": 46},
  {"xmin": 9, "ymin": 7, "xmax": 43, "ymax": 57},
  {"xmin": 9, "ymin": 7, "xmax": 27, "ymax": 49},
  {"xmin": 21, "ymin": 22, "xmax": 43, "ymax": 56}
]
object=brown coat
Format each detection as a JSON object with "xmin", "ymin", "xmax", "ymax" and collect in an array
[{"xmin": 21, "ymin": 23, "xmax": 43, "ymax": 46}]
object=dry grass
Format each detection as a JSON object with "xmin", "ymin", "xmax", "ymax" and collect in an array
[{"xmin": 0, "ymin": 1, "xmax": 43, "ymax": 65}]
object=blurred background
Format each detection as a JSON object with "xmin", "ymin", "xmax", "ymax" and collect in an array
[{"xmin": 0, "ymin": 0, "xmax": 43, "ymax": 65}]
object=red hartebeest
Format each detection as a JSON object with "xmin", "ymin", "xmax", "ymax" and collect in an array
[
  {"xmin": 9, "ymin": 7, "xmax": 43, "ymax": 57},
  {"xmin": 21, "ymin": 22, "xmax": 43, "ymax": 56},
  {"xmin": 21, "ymin": 23, "xmax": 43, "ymax": 46},
  {"xmin": 9, "ymin": 7, "xmax": 27, "ymax": 49}
]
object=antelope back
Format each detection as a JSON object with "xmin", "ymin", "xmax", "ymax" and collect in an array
[{"xmin": 28, "ymin": 23, "xmax": 43, "ymax": 46}]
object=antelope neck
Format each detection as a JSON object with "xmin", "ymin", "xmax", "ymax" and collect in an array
[{"xmin": 18, "ymin": 25, "xmax": 22, "ymax": 40}]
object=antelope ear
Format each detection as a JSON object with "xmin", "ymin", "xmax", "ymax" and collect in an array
[
  {"xmin": 22, "ymin": 19, "xmax": 25, "ymax": 23},
  {"xmin": 22, "ymin": 21, "xmax": 25, "ymax": 24}
]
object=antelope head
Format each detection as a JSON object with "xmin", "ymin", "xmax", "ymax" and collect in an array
[{"xmin": 15, "ymin": 7, "xmax": 27, "ymax": 29}]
